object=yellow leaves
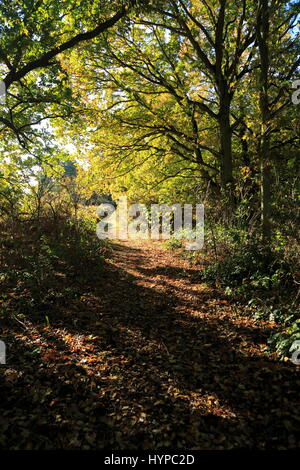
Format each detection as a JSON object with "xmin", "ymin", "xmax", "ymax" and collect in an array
[
  {"xmin": 64, "ymin": 333, "xmax": 73, "ymax": 342},
  {"xmin": 241, "ymin": 166, "xmax": 251, "ymax": 178},
  {"xmin": 139, "ymin": 412, "xmax": 147, "ymax": 422},
  {"xmin": 22, "ymin": 26, "xmax": 30, "ymax": 37},
  {"xmin": 206, "ymin": 395, "xmax": 220, "ymax": 407}
]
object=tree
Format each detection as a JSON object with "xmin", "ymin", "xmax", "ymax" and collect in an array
[
  {"xmin": 254, "ymin": 0, "xmax": 299, "ymax": 243},
  {"xmin": 0, "ymin": 0, "xmax": 150, "ymax": 152}
]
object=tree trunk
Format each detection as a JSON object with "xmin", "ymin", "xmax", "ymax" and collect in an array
[
  {"xmin": 219, "ymin": 106, "xmax": 233, "ymax": 189},
  {"xmin": 219, "ymin": 94, "xmax": 235, "ymax": 208},
  {"xmin": 256, "ymin": 0, "xmax": 272, "ymax": 245},
  {"xmin": 260, "ymin": 132, "xmax": 271, "ymax": 243}
]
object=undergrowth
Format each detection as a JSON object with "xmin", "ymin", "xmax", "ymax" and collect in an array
[
  {"xmin": 0, "ymin": 211, "xmax": 109, "ymax": 325},
  {"xmin": 166, "ymin": 225, "xmax": 300, "ymax": 362}
]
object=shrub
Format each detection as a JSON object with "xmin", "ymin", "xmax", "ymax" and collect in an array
[{"xmin": 199, "ymin": 241, "xmax": 293, "ymax": 296}]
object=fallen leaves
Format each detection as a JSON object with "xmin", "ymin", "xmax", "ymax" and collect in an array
[{"xmin": 0, "ymin": 240, "xmax": 299, "ymax": 450}]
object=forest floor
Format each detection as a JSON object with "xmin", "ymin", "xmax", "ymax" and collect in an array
[{"xmin": 0, "ymin": 239, "xmax": 299, "ymax": 450}]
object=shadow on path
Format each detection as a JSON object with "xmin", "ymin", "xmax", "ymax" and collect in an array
[{"xmin": 0, "ymin": 240, "xmax": 299, "ymax": 450}]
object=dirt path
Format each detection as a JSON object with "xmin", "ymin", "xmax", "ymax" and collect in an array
[{"xmin": 1, "ymin": 240, "xmax": 299, "ymax": 449}]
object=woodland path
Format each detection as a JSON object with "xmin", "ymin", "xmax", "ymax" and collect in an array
[{"xmin": 0, "ymin": 240, "xmax": 299, "ymax": 450}]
